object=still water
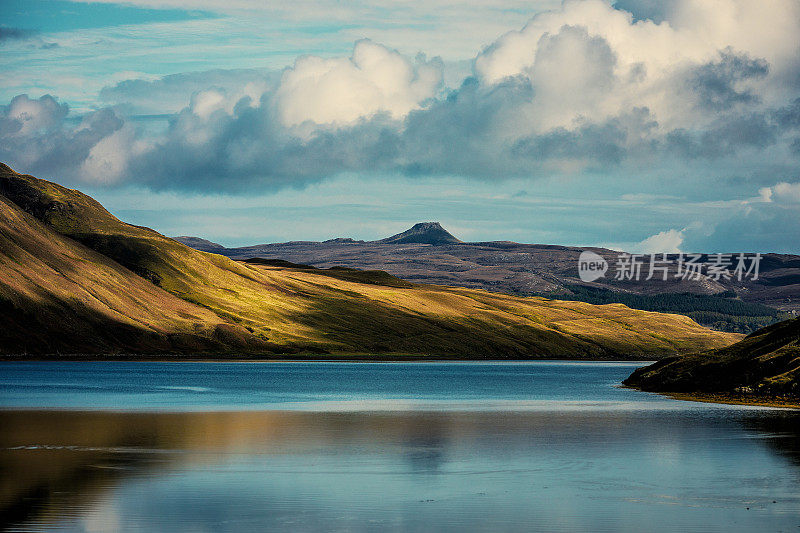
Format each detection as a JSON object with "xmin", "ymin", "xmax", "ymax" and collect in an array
[{"xmin": 0, "ymin": 361, "xmax": 798, "ymax": 532}]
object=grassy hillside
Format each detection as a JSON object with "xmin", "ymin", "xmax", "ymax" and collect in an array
[
  {"xmin": 0, "ymin": 163, "xmax": 741, "ymax": 358},
  {"xmin": 624, "ymin": 317, "xmax": 800, "ymax": 399},
  {"xmin": 0, "ymin": 195, "xmax": 277, "ymax": 354}
]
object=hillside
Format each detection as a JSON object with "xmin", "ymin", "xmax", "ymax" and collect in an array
[
  {"xmin": 0, "ymin": 163, "xmax": 740, "ymax": 358},
  {"xmin": 174, "ymin": 226, "xmax": 800, "ymax": 334},
  {"xmin": 624, "ymin": 318, "xmax": 800, "ymax": 400}
]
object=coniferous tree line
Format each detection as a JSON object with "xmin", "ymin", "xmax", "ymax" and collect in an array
[{"xmin": 530, "ymin": 286, "xmax": 791, "ymax": 334}]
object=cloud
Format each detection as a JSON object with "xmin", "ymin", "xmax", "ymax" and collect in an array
[
  {"xmin": 636, "ymin": 228, "xmax": 684, "ymax": 253},
  {"xmin": 0, "ymin": 94, "xmax": 68, "ymax": 136},
  {"xmin": 99, "ymin": 68, "xmax": 278, "ymax": 115},
  {"xmin": 688, "ymin": 48, "xmax": 769, "ymax": 111},
  {"xmin": 677, "ymin": 181, "xmax": 800, "ymax": 252},
  {"xmin": 80, "ymin": 124, "xmax": 144, "ymax": 183},
  {"xmin": 275, "ymin": 39, "xmax": 443, "ymax": 128},
  {"xmin": 758, "ymin": 182, "xmax": 800, "ymax": 204},
  {"xmin": 0, "ymin": 95, "xmax": 127, "ymax": 182},
  {"xmin": 664, "ymin": 112, "xmax": 778, "ymax": 159},
  {"xmin": 0, "ymin": 27, "xmax": 34, "ymax": 42},
  {"xmin": 1, "ymin": 0, "xmax": 799, "ymax": 195}
]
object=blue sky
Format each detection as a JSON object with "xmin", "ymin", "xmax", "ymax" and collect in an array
[{"xmin": 1, "ymin": 0, "xmax": 799, "ymax": 252}]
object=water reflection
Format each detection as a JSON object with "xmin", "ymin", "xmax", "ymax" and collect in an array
[
  {"xmin": 743, "ymin": 412, "xmax": 800, "ymax": 469},
  {"xmin": 2, "ymin": 409, "xmax": 799, "ymax": 532}
]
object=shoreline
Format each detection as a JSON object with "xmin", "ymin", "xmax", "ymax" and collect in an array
[
  {"xmin": 0, "ymin": 354, "xmax": 657, "ymax": 363},
  {"xmin": 624, "ymin": 386, "xmax": 800, "ymax": 410}
]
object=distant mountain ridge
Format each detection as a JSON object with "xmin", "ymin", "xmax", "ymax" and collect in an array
[
  {"xmin": 173, "ymin": 225, "xmax": 800, "ymax": 333},
  {"xmin": 173, "ymin": 236, "xmax": 225, "ymax": 252}
]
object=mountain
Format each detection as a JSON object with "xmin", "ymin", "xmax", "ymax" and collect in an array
[
  {"xmin": 172, "ymin": 236, "xmax": 225, "ymax": 252},
  {"xmin": 377, "ymin": 222, "xmax": 462, "ymax": 245},
  {"xmin": 174, "ymin": 228, "xmax": 800, "ymax": 334},
  {"xmin": 624, "ymin": 317, "xmax": 799, "ymax": 401},
  {"xmin": 0, "ymin": 163, "xmax": 739, "ymax": 358}
]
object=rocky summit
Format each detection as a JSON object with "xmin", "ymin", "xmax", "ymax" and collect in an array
[{"xmin": 378, "ymin": 222, "xmax": 462, "ymax": 245}]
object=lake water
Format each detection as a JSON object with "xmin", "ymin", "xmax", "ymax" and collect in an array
[{"xmin": 1, "ymin": 361, "xmax": 798, "ymax": 532}]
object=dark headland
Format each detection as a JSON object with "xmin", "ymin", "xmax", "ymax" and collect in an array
[{"xmin": 624, "ymin": 317, "xmax": 800, "ymax": 407}]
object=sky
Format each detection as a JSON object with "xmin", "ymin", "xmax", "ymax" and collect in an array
[{"xmin": 1, "ymin": 0, "xmax": 799, "ymax": 252}]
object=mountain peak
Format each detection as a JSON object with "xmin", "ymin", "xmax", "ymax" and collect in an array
[{"xmin": 378, "ymin": 222, "xmax": 461, "ymax": 245}]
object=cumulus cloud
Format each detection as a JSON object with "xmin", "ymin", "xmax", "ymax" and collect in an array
[
  {"xmin": 0, "ymin": 94, "xmax": 68, "ymax": 136},
  {"xmin": 0, "ymin": 95, "xmax": 128, "ymax": 183},
  {"xmin": 637, "ymin": 228, "xmax": 685, "ymax": 253},
  {"xmin": 1, "ymin": 0, "xmax": 799, "ymax": 193},
  {"xmin": 79, "ymin": 124, "xmax": 146, "ymax": 184},
  {"xmin": 275, "ymin": 39, "xmax": 443, "ymax": 128},
  {"xmin": 759, "ymin": 182, "xmax": 800, "ymax": 204},
  {"xmin": 474, "ymin": 0, "xmax": 799, "ymax": 129}
]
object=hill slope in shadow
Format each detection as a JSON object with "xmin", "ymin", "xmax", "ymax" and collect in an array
[{"xmin": 624, "ymin": 317, "xmax": 799, "ymax": 399}]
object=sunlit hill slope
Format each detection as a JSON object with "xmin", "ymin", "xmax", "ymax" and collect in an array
[{"xmin": 0, "ymin": 163, "xmax": 740, "ymax": 357}]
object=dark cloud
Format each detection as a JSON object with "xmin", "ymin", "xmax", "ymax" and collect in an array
[
  {"xmin": 511, "ymin": 110, "xmax": 656, "ymax": 168},
  {"xmin": 126, "ymin": 93, "xmax": 402, "ymax": 191},
  {"xmin": 397, "ymin": 77, "xmax": 532, "ymax": 177},
  {"xmin": 774, "ymin": 98, "xmax": 800, "ymax": 130},
  {"xmin": 0, "ymin": 27, "xmax": 34, "ymax": 42},
  {"xmin": 689, "ymin": 48, "xmax": 769, "ymax": 111},
  {"xmin": 665, "ymin": 112, "xmax": 778, "ymax": 159},
  {"xmin": 790, "ymin": 137, "xmax": 800, "ymax": 155}
]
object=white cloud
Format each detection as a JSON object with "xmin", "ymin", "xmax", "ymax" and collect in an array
[
  {"xmin": 80, "ymin": 125, "xmax": 144, "ymax": 184},
  {"xmin": 473, "ymin": 0, "xmax": 800, "ymax": 131},
  {"xmin": 636, "ymin": 228, "xmax": 685, "ymax": 253},
  {"xmin": 190, "ymin": 89, "xmax": 227, "ymax": 119},
  {"xmin": 3, "ymin": 94, "xmax": 68, "ymax": 136},
  {"xmin": 758, "ymin": 181, "xmax": 800, "ymax": 204},
  {"xmin": 274, "ymin": 40, "xmax": 443, "ymax": 127}
]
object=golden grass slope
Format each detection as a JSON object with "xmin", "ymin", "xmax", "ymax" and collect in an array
[
  {"xmin": 0, "ymin": 163, "xmax": 741, "ymax": 357},
  {"xmin": 0, "ymin": 194, "xmax": 276, "ymax": 353}
]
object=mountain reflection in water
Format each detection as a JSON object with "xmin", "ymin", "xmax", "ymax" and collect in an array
[{"xmin": 2, "ymin": 408, "xmax": 799, "ymax": 532}]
